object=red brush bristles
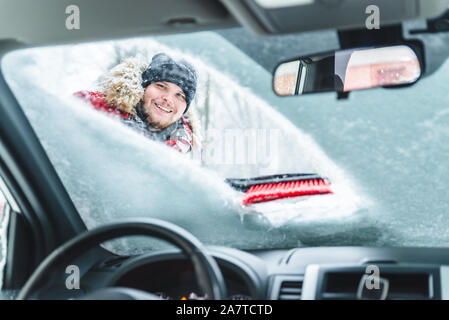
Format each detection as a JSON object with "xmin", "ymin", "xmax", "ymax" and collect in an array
[{"xmin": 242, "ymin": 178, "xmax": 333, "ymax": 205}]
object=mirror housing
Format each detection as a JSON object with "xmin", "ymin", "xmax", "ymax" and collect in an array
[{"xmin": 273, "ymin": 45, "xmax": 422, "ymax": 96}]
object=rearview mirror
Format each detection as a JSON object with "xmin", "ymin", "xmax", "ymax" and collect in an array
[{"xmin": 273, "ymin": 45, "xmax": 421, "ymax": 96}]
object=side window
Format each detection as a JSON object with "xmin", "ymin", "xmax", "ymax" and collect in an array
[
  {"xmin": 0, "ymin": 176, "xmax": 16, "ymax": 295},
  {"xmin": 0, "ymin": 176, "xmax": 27, "ymax": 299},
  {"xmin": 0, "ymin": 186, "xmax": 8, "ymax": 291},
  {"xmin": 0, "ymin": 191, "xmax": 4, "ymax": 222}
]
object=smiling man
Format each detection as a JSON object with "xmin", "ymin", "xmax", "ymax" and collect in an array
[{"xmin": 76, "ymin": 53, "xmax": 199, "ymax": 154}]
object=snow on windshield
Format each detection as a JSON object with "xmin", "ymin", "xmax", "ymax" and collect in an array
[{"xmin": 1, "ymin": 33, "xmax": 376, "ymax": 253}]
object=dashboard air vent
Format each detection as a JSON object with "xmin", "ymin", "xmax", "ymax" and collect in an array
[{"xmin": 278, "ymin": 280, "xmax": 303, "ymax": 300}]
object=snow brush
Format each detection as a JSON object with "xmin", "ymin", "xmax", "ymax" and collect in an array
[{"xmin": 225, "ymin": 174, "xmax": 333, "ymax": 205}]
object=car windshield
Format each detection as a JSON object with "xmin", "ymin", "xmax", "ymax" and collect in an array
[{"xmin": 2, "ymin": 28, "xmax": 449, "ymax": 254}]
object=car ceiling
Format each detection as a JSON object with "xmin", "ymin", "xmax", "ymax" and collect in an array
[
  {"xmin": 1, "ymin": 0, "xmax": 449, "ymax": 76},
  {"xmin": 0, "ymin": 0, "xmax": 237, "ymax": 47}
]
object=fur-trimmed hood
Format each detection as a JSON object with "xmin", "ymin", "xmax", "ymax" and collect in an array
[{"xmin": 99, "ymin": 57, "xmax": 202, "ymax": 150}]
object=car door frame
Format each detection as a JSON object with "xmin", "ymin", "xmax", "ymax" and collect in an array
[{"xmin": 0, "ymin": 43, "xmax": 92, "ymax": 289}]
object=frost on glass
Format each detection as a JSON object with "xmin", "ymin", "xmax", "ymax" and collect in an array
[{"xmin": 1, "ymin": 34, "xmax": 377, "ymax": 254}]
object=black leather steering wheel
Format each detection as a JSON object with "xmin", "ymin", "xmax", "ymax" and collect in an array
[{"xmin": 17, "ymin": 218, "xmax": 227, "ymax": 300}]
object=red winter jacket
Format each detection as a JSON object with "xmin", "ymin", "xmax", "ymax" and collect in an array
[{"xmin": 74, "ymin": 90, "xmax": 193, "ymax": 153}]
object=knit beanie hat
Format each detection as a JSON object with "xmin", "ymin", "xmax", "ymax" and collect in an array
[{"xmin": 141, "ymin": 53, "xmax": 198, "ymax": 113}]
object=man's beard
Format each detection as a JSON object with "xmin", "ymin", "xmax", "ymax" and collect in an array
[
  {"xmin": 146, "ymin": 116, "xmax": 166, "ymax": 131},
  {"xmin": 139, "ymin": 100, "xmax": 168, "ymax": 131}
]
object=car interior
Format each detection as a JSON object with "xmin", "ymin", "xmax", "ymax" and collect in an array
[{"xmin": 1, "ymin": 0, "xmax": 449, "ymax": 300}]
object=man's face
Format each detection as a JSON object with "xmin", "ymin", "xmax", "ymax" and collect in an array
[{"xmin": 142, "ymin": 81, "xmax": 187, "ymax": 130}]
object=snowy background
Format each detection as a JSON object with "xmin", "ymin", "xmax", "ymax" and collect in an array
[{"xmin": 1, "ymin": 28, "xmax": 449, "ymax": 254}]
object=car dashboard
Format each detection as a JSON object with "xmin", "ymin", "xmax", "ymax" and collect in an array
[{"xmin": 81, "ymin": 246, "xmax": 449, "ymax": 300}]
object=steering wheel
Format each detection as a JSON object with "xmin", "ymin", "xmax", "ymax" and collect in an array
[{"xmin": 17, "ymin": 218, "xmax": 227, "ymax": 300}]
